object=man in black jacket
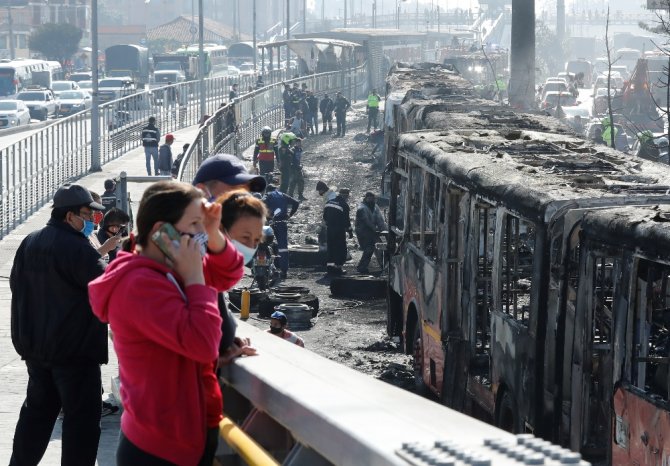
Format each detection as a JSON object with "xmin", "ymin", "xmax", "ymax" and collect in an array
[
  {"xmin": 141, "ymin": 116, "xmax": 160, "ymax": 175},
  {"xmin": 323, "ymin": 187, "xmax": 352, "ymax": 275},
  {"xmin": 333, "ymin": 91, "xmax": 351, "ymax": 137},
  {"xmin": 319, "ymin": 93, "xmax": 334, "ymax": 134},
  {"xmin": 10, "ymin": 183, "xmax": 107, "ymax": 466}
]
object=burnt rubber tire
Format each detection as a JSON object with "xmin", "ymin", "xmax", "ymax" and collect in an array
[
  {"xmin": 271, "ymin": 285, "xmax": 310, "ymax": 295},
  {"xmin": 274, "ymin": 303, "xmax": 312, "ymax": 330},
  {"xmin": 387, "ymin": 288, "xmax": 403, "ymax": 338},
  {"xmin": 330, "ymin": 275, "xmax": 387, "ymax": 299},
  {"xmin": 496, "ymin": 391, "xmax": 522, "ymax": 434},
  {"xmin": 227, "ymin": 287, "xmax": 267, "ymax": 313},
  {"xmin": 258, "ymin": 292, "xmax": 320, "ymax": 318},
  {"xmin": 288, "ymin": 244, "xmax": 327, "ymax": 267}
]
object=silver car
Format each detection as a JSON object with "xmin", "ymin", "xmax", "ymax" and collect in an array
[
  {"xmin": 57, "ymin": 90, "xmax": 92, "ymax": 117},
  {"xmin": 0, "ymin": 100, "xmax": 31, "ymax": 128}
]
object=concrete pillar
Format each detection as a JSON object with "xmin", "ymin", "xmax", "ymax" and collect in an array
[{"xmin": 508, "ymin": 0, "xmax": 535, "ymax": 109}]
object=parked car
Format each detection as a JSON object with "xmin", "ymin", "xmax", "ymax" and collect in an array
[
  {"xmin": 0, "ymin": 99, "xmax": 31, "ymax": 128},
  {"xmin": 16, "ymin": 88, "xmax": 59, "ymax": 121},
  {"xmin": 57, "ymin": 90, "xmax": 92, "ymax": 117},
  {"xmin": 51, "ymin": 80, "xmax": 80, "ymax": 98}
]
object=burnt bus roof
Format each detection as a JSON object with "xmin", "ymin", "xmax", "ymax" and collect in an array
[
  {"xmin": 386, "ymin": 62, "xmax": 473, "ymax": 96},
  {"xmin": 581, "ymin": 205, "xmax": 670, "ymax": 260},
  {"xmin": 396, "ymin": 129, "xmax": 670, "ymax": 223}
]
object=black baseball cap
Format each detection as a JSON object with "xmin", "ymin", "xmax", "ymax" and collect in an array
[
  {"xmin": 192, "ymin": 154, "xmax": 266, "ymax": 192},
  {"xmin": 53, "ymin": 184, "xmax": 105, "ymax": 210}
]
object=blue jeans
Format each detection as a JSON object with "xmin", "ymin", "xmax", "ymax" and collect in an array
[{"xmin": 144, "ymin": 146, "xmax": 159, "ymax": 175}]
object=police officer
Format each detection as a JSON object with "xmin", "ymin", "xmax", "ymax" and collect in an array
[
  {"xmin": 253, "ymin": 126, "xmax": 278, "ymax": 179},
  {"xmin": 263, "ymin": 184, "xmax": 300, "ymax": 279},
  {"xmin": 333, "ymin": 91, "xmax": 351, "ymax": 137},
  {"xmin": 282, "ymin": 83, "xmax": 293, "ymax": 125},
  {"xmin": 319, "ymin": 93, "xmax": 334, "ymax": 134},
  {"xmin": 141, "ymin": 116, "xmax": 160, "ymax": 176},
  {"xmin": 366, "ymin": 88, "xmax": 381, "ymax": 133},
  {"xmin": 324, "ymin": 187, "xmax": 352, "ymax": 275},
  {"xmin": 277, "ymin": 132, "xmax": 297, "ymax": 193}
]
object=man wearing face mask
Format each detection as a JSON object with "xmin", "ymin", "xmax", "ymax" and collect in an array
[
  {"xmin": 193, "ymin": 153, "xmax": 266, "ymax": 200},
  {"xmin": 9, "ymin": 183, "xmax": 108, "ymax": 466},
  {"xmin": 266, "ymin": 311, "xmax": 304, "ymax": 347}
]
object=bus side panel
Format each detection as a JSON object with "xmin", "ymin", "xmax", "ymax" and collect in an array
[
  {"xmin": 613, "ymin": 384, "xmax": 670, "ymax": 466},
  {"xmin": 490, "ymin": 312, "xmax": 535, "ymax": 428}
]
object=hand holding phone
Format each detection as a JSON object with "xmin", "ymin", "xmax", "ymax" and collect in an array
[{"xmin": 152, "ymin": 223, "xmax": 205, "ymax": 286}]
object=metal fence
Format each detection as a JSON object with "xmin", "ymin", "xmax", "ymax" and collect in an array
[
  {"xmin": 0, "ymin": 73, "xmax": 266, "ymax": 238},
  {"xmin": 177, "ymin": 63, "xmax": 369, "ymax": 184}
]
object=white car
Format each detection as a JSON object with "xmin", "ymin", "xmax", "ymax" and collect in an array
[
  {"xmin": 226, "ymin": 65, "xmax": 241, "ymax": 77},
  {"xmin": 57, "ymin": 90, "xmax": 92, "ymax": 117},
  {"xmin": 51, "ymin": 80, "xmax": 80, "ymax": 98},
  {"xmin": 77, "ymin": 80, "xmax": 93, "ymax": 92},
  {"xmin": 0, "ymin": 100, "xmax": 31, "ymax": 128},
  {"xmin": 239, "ymin": 63, "xmax": 256, "ymax": 75}
]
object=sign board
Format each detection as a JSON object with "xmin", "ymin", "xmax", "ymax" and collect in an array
[{"xmin": 648, "ymin": 0, "xmax": 670, "ymax": 9}]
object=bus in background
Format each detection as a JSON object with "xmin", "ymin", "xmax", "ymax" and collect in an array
[
  {"xmin": 105, "ymin": 44, "xmax": 150, "ymax": 87},
  {"xmin": 174, "ymin": 44, "xmax": 228, "ymax": 78},
  {"xmin": 0, "ymin": 58, "xmax": 54, "ymax": 98},
  {"xmin": 32, "ymin": 61, "xmax": 65, "ymax": 89},
  {"xmin": 228, "ymin": 42, "xmax": 257, "ymax": 68}
]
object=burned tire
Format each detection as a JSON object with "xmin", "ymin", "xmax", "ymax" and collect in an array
[
  {"xmin": 288, "ymin": 244, "xmax": 326, "ymax": 267},
  {"xmin": 271, "ymin": 285, "xmax": 310, "ymax": 295},
  {"xmin": 227, "ymin": 287, "xmax": 267, "ymax": 313},
  {"xmin": 258, "ymin": 292, "xmax": 320, "ymax": 318},
  {"xmin": 330, "ymin": 275, "xmax": 387, "ymax": 299},
  {"xmin": 387, "ymin": 288, "xmax": 403, "ymax": 338},
  {"xmin": 275, "ymin": 303, "xmax": 312, "ymax": 330}
]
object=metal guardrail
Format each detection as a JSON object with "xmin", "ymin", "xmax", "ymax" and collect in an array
[
  {"xmin": 177, "ymin": 63, "xmax": 368, "ymax": 184},
  {"xmin": 0, "ymin": 72, "xmax": 270, "ymax": 239},
  {"xmin": 217, "ymin": 323, "xmax": 587, "ymax": 466}
]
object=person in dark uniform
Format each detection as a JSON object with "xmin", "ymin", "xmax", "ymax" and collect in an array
[
  {"xmin": 277, "ymin": 132, "xmax": 297, "ymax": 194},
  {"xmin": 323, "ymin": 188, "xmax": 352, "ymax": 275},
  {"xmin": 263, "ymin": 184, "xmax": 300, "ymax": 279},
  {"xmin": 333, "ymin": 91, "xmax": 351, "ymax": 137},
  {"xmin": 319, "ymin": 93, "xmax": 334, "ymax": 134}
]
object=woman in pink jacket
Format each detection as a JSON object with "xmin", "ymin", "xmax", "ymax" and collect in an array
[{"xmin": 89, "ymin": 181, "xmax": 243, "ymax": 466}]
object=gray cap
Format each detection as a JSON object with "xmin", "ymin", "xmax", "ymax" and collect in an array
[{"xmin": 53, "ymin": 184, "xmax": 105, "ymax": 210}]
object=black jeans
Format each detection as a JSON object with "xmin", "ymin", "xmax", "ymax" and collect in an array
[
  {"xmin": 10, "ymin": 361, "xmax": 102, "ymax": 466},
  {"xmin": 117, "ymin": 432, "xmax": 176, "ymax": 466}
]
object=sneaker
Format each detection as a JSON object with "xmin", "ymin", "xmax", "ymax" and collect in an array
[{"xmin": 102, "ymin": 401, "xmax": 119, "ymax": 417}]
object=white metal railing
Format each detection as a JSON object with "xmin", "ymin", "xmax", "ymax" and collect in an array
[{"xmin": 0, "ymin": 72, "xmax": 272, "ymax": 238}]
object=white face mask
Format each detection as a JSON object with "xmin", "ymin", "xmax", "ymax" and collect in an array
[{"xmin": 230, "ymin": 239, "xmax": 258, "ymax": 265}]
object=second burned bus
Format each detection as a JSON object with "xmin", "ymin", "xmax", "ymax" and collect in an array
[{"xmin": 384, "ymin": 125, "xmax": 670, "ymax": 463}]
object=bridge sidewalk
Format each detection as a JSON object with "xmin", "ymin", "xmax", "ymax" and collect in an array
[{"xmin": 0, "ymin": 123, "xmax": 202, "ymax": 465}]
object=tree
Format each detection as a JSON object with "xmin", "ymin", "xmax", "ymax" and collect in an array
[{"xmin": 29, "ymin": 23, "xmax": 83, "ymax": 66}]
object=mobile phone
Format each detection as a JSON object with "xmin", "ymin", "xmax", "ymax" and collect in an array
[{"xmin": 151, "ymin": 223, "xmax": 182, "ymax": 260}]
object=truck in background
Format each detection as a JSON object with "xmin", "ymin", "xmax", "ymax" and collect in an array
[
  {"xmin": 105, "ymin": 44, "xmax": 150, "ymax": 88},
  {"xmin": 151, "ymin": 54, "xmax": 198, "ymax": 85}
]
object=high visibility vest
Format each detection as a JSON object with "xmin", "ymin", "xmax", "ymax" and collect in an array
[
  {"xmin": 256, "ymin": 138, "xmax": 276, "ymax": 161},
  {"xmin": 367, "ymin": 94, "xmax": 380, "ymax": 108}
]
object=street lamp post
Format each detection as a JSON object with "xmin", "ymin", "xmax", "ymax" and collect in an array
[
  {"xmin": 198, "ymin": 0, "xmax": 205, "ymax": 118},
  {"xmin": 90, "ymin": 0, "xmax": 100, "ymax": 171},
  {"xmin": 7, "ymin": 4, "xmax": 15, "ymax": 60},
  {"xmin": 253, "ymin": 0, "xmax": 256, "ymax": 72}
]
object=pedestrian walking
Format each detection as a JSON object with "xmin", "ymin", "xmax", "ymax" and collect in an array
[
  {"xmin": 366, "ymin": 88, "xmax": 381, "ymax": 133},
  {"xmin": 355, "ymin": 192, "xmax": 387, "ymax": 273},
  {"xmin": 333, "ymin": 91, "xmax": 351, "ymax": 137},
  {"xmin": 171, "ymin": 143, "xmax": 190, "ymax": 178},
  {"xmin": 282, "ymin": 83, "xmax": 293, "ymax": 125},
  {"xmin": 157, "ymin": 133, "xmax": 175, "ymax": 176},
  {"xmin": 324, "ymin": 187, "xmax": 352, "ymax": 275},
  {"xmin": 10, "ymin": 183, "xmax": 108, "ymax": 466},
  {"xmin": 263, "ymin": 184, "xmax": 300, "ymax": 279},
  {"xmin": 253, "ymin": 126, "xmax": 278, "ymax": 178},
  {"xmin": 88, "ymin": 181, "xmax": 244, "ymax": 466},
  {"xmin": 288, "ymin": 137, "xmax": 306, "ymax": 200},
  {"xmin": 319, "ymin": 93, "xmax": 334, "ymax": 134},
  {"xmin": 141, "ymin": 116, "xmax": 160, "ymax": 175}
]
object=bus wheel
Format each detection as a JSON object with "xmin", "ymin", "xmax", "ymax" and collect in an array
[
  {"xmin": 496, "ymin": 391, "xmax": 521, "ymax": 433},
  {"xmin": 412, "ymin": 324, "xmax": 428, "ymax": 394}
]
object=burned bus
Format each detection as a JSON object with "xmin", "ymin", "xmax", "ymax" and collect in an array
[{"xmin": 384, "ymin": 111, "xmax": 670, "ymax": 462}]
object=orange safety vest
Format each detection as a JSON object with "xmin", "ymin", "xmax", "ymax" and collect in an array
[{"xmin": 256, "ymin": 138, "xmax": 276, "ymax": 161}]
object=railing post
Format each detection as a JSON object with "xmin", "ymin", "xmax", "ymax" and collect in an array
[
  {"xmin": 117, "ymin": 171, "xmax": 128, "ymax": 214},
  {"xmin": 90, "ymin": 0, "xmax": 101, "ymax": 172}
]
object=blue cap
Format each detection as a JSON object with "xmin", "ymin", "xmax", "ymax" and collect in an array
[
  {"xmin": 271, "ymin": 310, "xmax": 287, "ymax": 324},
  {"xmin": 193, "ymin": 154, "xmax": 266, "ymax": 192}
]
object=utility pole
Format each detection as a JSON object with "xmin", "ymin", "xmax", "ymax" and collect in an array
[
  {"xmin": 198, "ymin": 0, "xmax": 205, "ymax": 118},
  {"xmin": 286, "ymin": 0, "xmax": 290, "ymax": 74},
  {"xmin": 372, "ymin": 0, "xmax": 376, "ymax": 28},
  {"xmin": 303, "ymin": 0, "xmax": 306, "ymax": 33},
  {"xmin": 321, "ymin": 0, "xmax": 325, "ymax": 28},
  {"xmin": 415, "ymin": 0, "xmax": 418, "ymax": 31},
  {"xmin": 90, "ymin": 0, "xmax": 100, "ymax": 171},
  {"xmin": 253, "ymin": 0, "xmax": 257, "ymax": 71},
  {"xmin": 508, "ymin": 0, "xmax": 535, "ymax": 109},
  {"xmin": 344, "ymin": 0, "xmax": 347, "ymax": 28},
  {"xmin": 7, "ymin": 4, "xmax": 15, "ymax": 60}
]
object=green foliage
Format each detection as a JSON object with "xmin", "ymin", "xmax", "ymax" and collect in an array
[
  {"xmin": 536, "ymin": 21, "xmax": 563, "ymax": 81},
  {"xmin": 29, "ymin": 23, "xmax": 83, "ymax": 65}
]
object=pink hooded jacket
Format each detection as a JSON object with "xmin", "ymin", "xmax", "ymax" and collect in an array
[{"xmin": 89, "ymin": 245, "xmax": 243, "ymax": 466}]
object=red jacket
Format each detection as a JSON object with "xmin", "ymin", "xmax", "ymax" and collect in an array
[{"xmin": 89, "ymin": 245, "xmax": 243, "ymax": 466}]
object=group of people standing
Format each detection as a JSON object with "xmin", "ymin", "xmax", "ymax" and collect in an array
[{"xmin": 282, "ymin": 82, "xmax": 352, "ymax": 137}]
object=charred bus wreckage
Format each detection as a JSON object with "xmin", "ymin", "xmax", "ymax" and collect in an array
[{"xmin": 382, "ymin": 62, "xmax": 670, "ymax": 464}]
